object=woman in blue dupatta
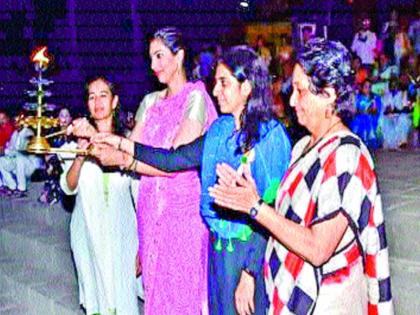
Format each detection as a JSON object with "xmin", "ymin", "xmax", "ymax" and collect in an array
[{"xmin": 90, "ymin": 46, "xmax": 291, "ymax": 315}]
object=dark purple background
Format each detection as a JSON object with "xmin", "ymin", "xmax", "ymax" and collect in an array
[{"xmin": 0, "ymin": 0, "xmax": 416, "ymax": 115}]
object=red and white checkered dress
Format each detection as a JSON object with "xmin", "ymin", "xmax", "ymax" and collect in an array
[{"xmin": 264, "ymin": 131, "xmax": 393, "ymax": 315}]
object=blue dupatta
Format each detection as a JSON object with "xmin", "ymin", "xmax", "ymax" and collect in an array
[{"xmin": 200, "ymin": 115, "xmax": 291, "ymax": 246}]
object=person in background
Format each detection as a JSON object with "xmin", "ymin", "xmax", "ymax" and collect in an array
[
  {"xmin": 38, "ymin": 107, "xmax": 73, "ymax": 205},
  {"xmin": 60, "ymin": 76, "xmax": 139, "ymax": 315},
  {"xmin": 209, "ymin": 38, "xmax": 393, "ymax": 315},
  {"xmin": 198, "ymin": 44, "xmax": 216, "ymax": 87},
  {"xmin": 352, "ymin": 79, "xmax": 383, "ymax": 149},
  {"xmin": 301, "ymin": 25, "xmax": 314, "ymax": 47},
  {"xmin": 381, "ymin": 76, "xmax": 411, "ymax": 149},
  {"xmin": 351, "ymin": 55, "xmax": 368, "ymax": 89},
  {"xmin": 255, "ymin": 34, "xmax": 272, "ymax": 67},
  {"xmin": 371, "ymin": 52, "xmax": 398, "ymax": 96},
  {"xmin": 408, "ymin": 55, "xmax": 420, "ymax": 146},
  {"xmin": 0, "ymin": 110, "xmax": 15, "ymax": 155},
  {"xmin": 271, "ymin": 75, "xmax": 289, "ymax": 126},
  {"xmin": 412, "ymin": 77, "xmax": 420, "ymax": 147},
  {"xmin": 125, "ymin": 110, "xmax": 135, "ymax": 134},
  {"xmin": 351, "ymin": 17, "xmax": 377, "ymax": 73},
  {"xmin": 394, "ymin": 18, "xmax": 413, "ymax": 73},
  {"xmin": 380, "ymin": 8, "xmax": 399, "ymax": 63},
  {"xmin": 408, "ymin": 10, "xmax": 420, "ymax": 56},
  {"xmin": 0, "ymin": 122, "xmax": 42, "ymax": 197}
]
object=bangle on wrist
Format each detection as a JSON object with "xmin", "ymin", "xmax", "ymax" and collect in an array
[
  {"xmin": 126, "ymin": 156, "xmax": 136, "ymax": 170},
  {"xmin": 132, "ymin": 160, "xmax": 138, "ymax": 172},
  {"xmin": 249, "ymin": 198, "xmax": 263, "ymax": 219}
]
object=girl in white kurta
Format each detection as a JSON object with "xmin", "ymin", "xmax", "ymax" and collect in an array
[{"xmin": 60, "ymin": 76, "xmax": 139, "ymax": 315}]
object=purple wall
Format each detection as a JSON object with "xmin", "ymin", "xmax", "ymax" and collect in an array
[
  {"xmin": 1, "ymin": 0, "xmax": 417, "ymax": 116},
  {"xmin": 0, "ymin": 0, "xmax": 243, "ymax": 115}
]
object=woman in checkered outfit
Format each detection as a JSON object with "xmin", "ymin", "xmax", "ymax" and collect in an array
[{"xmin": 209, "ymin": 38, "xmax": 394, "ymax": 314}]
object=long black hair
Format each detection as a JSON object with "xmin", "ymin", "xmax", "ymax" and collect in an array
[{"xmin": 217, "ymin": 45, "xmax": 274, "ymax": 153}]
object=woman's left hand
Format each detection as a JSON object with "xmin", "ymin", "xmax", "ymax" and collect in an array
[
  {"xmin": 234, "ymin": 270, "xmax": 255, "ymax": 315},
  {"xmin": 91, "ymin": 143, "xmax": 124, "ymax": 167},
  {"xmin": 67, "ymin": 118, "xmax": 97, "ymax": 138},
  {"xmin": 208, "ymin": 163, "xmax": 260, "ymax": 214},
  {"xmin": 91, "ymin": 132, "xmax": 122, "ymax": 149}
]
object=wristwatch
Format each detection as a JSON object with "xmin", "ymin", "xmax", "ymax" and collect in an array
[{"xmin": 249, "ymin": 199, "xmax": 263, "ymax": 219}]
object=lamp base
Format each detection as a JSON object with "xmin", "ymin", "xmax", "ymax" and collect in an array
[
  {"xmin": 26, "ymin": 136, "xmax": 90, "ymax": 155},
  {"xmin": 27, "ymin": 136, "xmax": 51, "ymax": 154}
]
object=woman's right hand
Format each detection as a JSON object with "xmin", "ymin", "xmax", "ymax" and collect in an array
[
  {"xmin": 67, "ymin": 118, "xmax": 97, "ymax": 138},
  {"xmin": 91, "ymin": 132, "xmax": 122, "ymax": 149},
  {"xmin": 76, "ymin": 138, "xmax": 90, "ymax": 162},
  {"xmin": 90, "ymin": 143, "xmax": 127, "ymax": 167}
]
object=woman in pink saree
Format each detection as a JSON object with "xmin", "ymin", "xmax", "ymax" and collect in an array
[{"xmin": 129, "ymin": 27, "xmax": 217, "ymax": 314}]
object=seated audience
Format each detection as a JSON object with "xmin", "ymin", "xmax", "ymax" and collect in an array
[
  {"xmin": 351, "ymin": 79, "xmax": 383, "ymax": 149},
  {"xmin": 38, "ymin": 107, "xmax": 73, "ymax": 205},
  {"xmin": 0, "ymin": 110, "xmax": 15, "ymax": 155},
  {"xmin": 381, "ymin": 77, "xmax": 411, "ymax": 149},
  {"xmin": 0, "ymin": 125, "xmax": 43, "ymax": 197}
]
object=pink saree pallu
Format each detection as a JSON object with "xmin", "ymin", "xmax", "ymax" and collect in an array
[{"xmin": 136, "ymin": 81, "xmax": 217, "ymax": 315}]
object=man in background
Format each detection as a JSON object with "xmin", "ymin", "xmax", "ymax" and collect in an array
[{"xmin": 0, "ymin": 110, "xmax": 15, "ymax": 155}]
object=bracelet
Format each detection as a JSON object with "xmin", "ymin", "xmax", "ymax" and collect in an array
[
  {"xmin": 131, "ymin": 160, "xmax": 138, "ymax": 171},
  {"xmin": 118, "ymin": 137, "xmax": 123, "ymax": 150},
  {"xmin": 126, "ymin": 157, "xmax": 136, "ymax": 170}
]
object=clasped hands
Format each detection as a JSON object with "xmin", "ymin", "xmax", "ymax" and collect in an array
[
  {"xmin": 209, "ymin": 163, "xmax": 261, "ymax": 216},
  {"xmin": 66, "ymin": 118, "xmax": 126, "ymax": 167}
]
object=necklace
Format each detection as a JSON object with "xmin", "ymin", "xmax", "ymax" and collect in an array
[{"xmin": 302, "ymin": 120, "xmax": 343, "ymax": 156}]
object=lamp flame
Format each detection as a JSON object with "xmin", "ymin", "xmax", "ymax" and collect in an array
[{"xmin": 31, "ymin": 47, "xmax": 50, "ymax": 68}]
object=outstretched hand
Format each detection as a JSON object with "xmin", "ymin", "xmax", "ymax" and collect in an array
[
  {"xmin": 67, "ymin": 118, "xmax": 97, "ymax": 138},
  {"xmin": 90, "ymin": 143, "xmax": 125, "ymax": 167},
  {"xmin": 208, "ymin": 163, "xmax": 260, "ymax": 214},
  {"xmin": 76, "ymin": 138, "xmax": 91, "ymax": 161},
  {"xmin": 91, "ymin": 132, "xmax": 122, "ymax": 149}
]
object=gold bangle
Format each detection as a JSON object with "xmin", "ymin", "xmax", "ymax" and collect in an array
[
  {"xmin": 126, "ymin": 157, "xmax": 135, "ymax": 170},
  {"xmin": 132, "ymin": 160, "xmax": 138, "ymax": 171}
]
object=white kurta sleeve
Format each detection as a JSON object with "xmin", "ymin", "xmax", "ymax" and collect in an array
[{"xmin": 58, "ymin": 142, "xmax": 79, "ymax": 195}]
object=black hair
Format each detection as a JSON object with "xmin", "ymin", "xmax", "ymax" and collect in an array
[{"xmin": 218, "ymin": 45, "xmax": 274, "ymax": 153}]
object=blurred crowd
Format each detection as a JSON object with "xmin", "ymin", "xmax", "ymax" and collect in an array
[{"xmin": 2, "ymin": 9, "xmax": 420, "ymax": 206}]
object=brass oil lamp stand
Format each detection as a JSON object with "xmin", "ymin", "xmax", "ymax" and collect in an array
[{"xmin": 19, "ymin": 47, "xmax": 90, "ymax": 155}]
